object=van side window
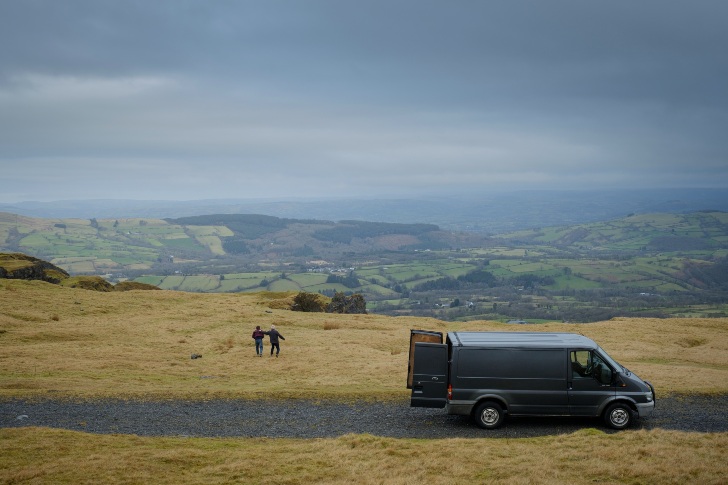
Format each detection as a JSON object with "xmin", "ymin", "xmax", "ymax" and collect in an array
[
  {"xmin": 571, "ymin": 350, "xmax": 613, "ymax": 385},
  {"xmin": 571, "ymin": 350, "xmax": 590, "ymax": 378}
]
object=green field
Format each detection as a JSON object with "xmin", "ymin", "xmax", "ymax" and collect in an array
[{"xmin": 2, "ymin": 211, "xmax": 728, "ymax": 321}]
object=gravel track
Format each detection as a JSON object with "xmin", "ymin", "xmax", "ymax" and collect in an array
[{"xmin": 2, "ymin": 395, "xmax": 727, "ymax": 439}]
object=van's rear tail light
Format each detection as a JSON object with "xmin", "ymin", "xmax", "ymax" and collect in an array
[{"xmin": 447, "ymin": 384, "xmax": 452, "ymax": 400}]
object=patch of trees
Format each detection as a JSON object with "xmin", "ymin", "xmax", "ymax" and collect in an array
[
  {"xmin": 682, "ymin": 256, "xmax": 728, "ymax": 290},
  {"xmin": 411, "ymin": 269, "xmax": 552, "ymax": 292},
  {"xmin": 400, "ymin": 236, "xmax": 453, "ymax": 251},
  {"xmin": 167, "ymin": 214, "xmax": 327, "ymax": 240},
  {"xmin": 508, "ymin": 274, "xmax": 556, "ymax": 288},
  {"xmin": 326, "ymin": 272, "xmax": 361, "ymax": 288},
  {"xmin": 222, "ymin": 238, "xmax": 250, "ymax": 254},
  {"xmin": 413, "ymin": 276, "xmax": 461, "ymax": 291},
  {"xmin": 291, "ymin": 291, "xmax": 327, "ymax": 312},
  {"xmin": 458, "ymin": 269, "xmax": 497, "ymax": 285},
  {"xmin": 291, "ymin": 291, "xmax": 367, "ymax": 314},
  {"xmin": 292, "ymin": 245, "xmax": 315, "ymax": 257},
  {"xmin": 648, "ymin": 236, "xmax": 717, "ymax": 251},
  {"xmin": 494, "ymin": 301, "xmax": 668, "ymax": 323},
  {"xmin": 326, "ymin": 292, "xmax": 367, "ymax": 314},
  {"xmin": 312, "ymin": 221, "xmax": 439, "ymax": 244}
]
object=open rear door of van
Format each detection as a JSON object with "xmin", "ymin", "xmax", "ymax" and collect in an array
[
  {"xmin": 409, "ymin": 330, "xmax": 447, "ymax": 409},
  {"xmin": 407, "ymin": 330, "xmax": 443, "ymax": 389}
]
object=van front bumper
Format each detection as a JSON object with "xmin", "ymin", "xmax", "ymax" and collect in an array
[{"xmin": 636, "ymin": 401, "xmax": 655, "ymax": 418}]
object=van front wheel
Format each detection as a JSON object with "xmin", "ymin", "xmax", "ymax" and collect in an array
[
  {"xmin": 474, "ymin": 401, "xmax": 505, "ymax": 429},
  {"xmin": 604, "ymin": 403, "xmax": 634, "ymax": 430}
]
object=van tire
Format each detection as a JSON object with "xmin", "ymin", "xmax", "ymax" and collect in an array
[
  {"xmin": 604, "ymin": 402, "xmax": 634, "ymax": 430},
  {"xmin": 474, "ymin": 401, "xmax": 505, "ymax": 429}
]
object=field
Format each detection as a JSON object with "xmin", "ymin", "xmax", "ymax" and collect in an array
[
  {"xmin": 3, "ymin": 211, "xmax": 728, "ymax": 322},
  {"xmin": 127, "ymin": 252, "xmax": 728, "ymax": 320},
  {"xmin": 2, "ymin": 427, "xmax": 726, "ymax": 484},
  {"xmin": 1, "ymin": 280, "xmax": 727, "ymax": 483},
  {"xmin": 3, "ymin": 279, "xmax": 728, "ymax": 399}
]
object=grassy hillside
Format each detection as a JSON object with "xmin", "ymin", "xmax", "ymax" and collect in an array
[
  {"xmin": 2, "ymin": 280, "xmax": 727, "ymax": 484},
  {"xmin": 1, "ymin": 279, "xmax": 727, "ymax": 400}
]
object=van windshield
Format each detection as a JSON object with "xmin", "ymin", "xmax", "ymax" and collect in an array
[{"xmin": 597, "ymin": 346, "xmax": 624, "ymax": 373}]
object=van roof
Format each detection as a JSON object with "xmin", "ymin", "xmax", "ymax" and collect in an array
[{"xmin": 447, "ymin": 332, "xmax": 598, "ymax": 349}]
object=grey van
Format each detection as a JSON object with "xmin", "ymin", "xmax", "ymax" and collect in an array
[{"xmin": 408, "ymin": 330, "xmax": 655, "ymax": 429}]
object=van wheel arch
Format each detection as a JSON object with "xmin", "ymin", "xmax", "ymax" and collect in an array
[
  {"xmin": 473, "ymin": 400, "xmax": 507, "ymax": 430},
  {"xmin": 603, "ymin": 401, "xmax": 636, "ymax": 430}
]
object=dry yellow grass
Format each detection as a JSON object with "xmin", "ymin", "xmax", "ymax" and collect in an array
[
  {"xmin": 1, "ymin": 427, "xmax": 726, "ymax": 485},
  {"xmin": 3, "ymin": 280, "xmax": 728, "ymax": 484},
  {"xmin": 1, "ymin": 279, "xmax": 728, "ymax": 399}
]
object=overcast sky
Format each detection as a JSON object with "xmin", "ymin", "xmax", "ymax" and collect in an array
[{"xmin": 1, "ymin": 0, "xmax": 727, "ymax": 203}]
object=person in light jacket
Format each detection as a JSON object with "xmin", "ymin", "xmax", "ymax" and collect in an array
[{"xmin": 264, "ymin": 324, "xmax": 285, "ymax": 357}]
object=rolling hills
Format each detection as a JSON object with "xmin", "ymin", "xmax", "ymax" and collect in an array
[{"xmin": 2, "ymin": 210, "xmax": 728, "ymax": 322}]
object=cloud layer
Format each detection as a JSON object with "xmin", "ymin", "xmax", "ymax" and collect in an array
[{"xmin": 1, "ymin": 1, "xmax": 727, "ymax": 202}]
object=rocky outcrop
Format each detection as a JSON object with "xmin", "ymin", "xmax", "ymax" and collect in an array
[
  {"xmin": 0, "ymin": 253, "xmax": 69, "ymax": 284},
  {"xmin": 1, "ymin": 252, "xmax": 162, "ymax": 292}
]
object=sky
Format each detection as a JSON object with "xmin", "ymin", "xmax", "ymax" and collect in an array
[{"xmin": 1, "ymin": 0, "xmax": 727, "ymax": 203}]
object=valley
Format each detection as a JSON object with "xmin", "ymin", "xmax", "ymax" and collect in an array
[{"xmin": 2, "ymin": 210, "xmax": 728, "ymax": 323}]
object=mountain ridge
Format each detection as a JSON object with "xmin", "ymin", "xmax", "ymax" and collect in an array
[{"xmin": 3, "ymin": 188, "xmax": 728, "ymax": 234}]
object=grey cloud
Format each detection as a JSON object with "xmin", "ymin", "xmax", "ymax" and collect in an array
[{"xmin": 0, "ymin": 1, "xmax": 727, "ymax": 202}]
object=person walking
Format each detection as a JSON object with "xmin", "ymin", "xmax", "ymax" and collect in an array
[
  {"xmin": 264, "ymin": 324, "xmax": 285, "ymax": 357},
  {"xmin": 251, "ymin": 325, "xmax": 265, "ymax": 357}
]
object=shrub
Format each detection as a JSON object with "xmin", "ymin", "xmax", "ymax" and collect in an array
[
  {"xmin": 326, "ymin": 292, "xmax": 367, "ymax": 314},
  {"xmin": 114, "ymin": 281, "xmax": 161, "ymax": 291},
  {"xmin": 291, "ymin": 292, "xmax": 327, "ymax": 312}
]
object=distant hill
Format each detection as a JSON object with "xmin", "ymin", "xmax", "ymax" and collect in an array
[
  {"xmin": 499, "ymin": 211, "xmax": 728, "ymax": 253},
  {"xmin": 2, "ymin": 210, "xmax": 727, "ymax": 279},
  {"xmin": 0, "ymin": 212, "xmax": 492, "ymax": 275},
  {"xmin": 3, "ymin": 188, "xmax": 728, "ymax": 233}
]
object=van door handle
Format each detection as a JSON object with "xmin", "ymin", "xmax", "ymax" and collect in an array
[{"xmin": 432, "ymin": 377, "xmax": 439, "ymax": 381}]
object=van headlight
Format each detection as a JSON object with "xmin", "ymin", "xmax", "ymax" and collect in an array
[{"xmin": 645, "ymin": 392, "xmax": 653, "ymax": 402}]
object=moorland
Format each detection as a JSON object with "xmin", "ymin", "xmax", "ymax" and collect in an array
[{"xmin": 1, "ymin": 278, "xmax": 727, "ymax": 484}]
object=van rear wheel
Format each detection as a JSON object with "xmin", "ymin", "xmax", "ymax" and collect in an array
[
  {"xmin": 604, "ymin": 402, "xmax": 634, "ymax": 430},
  {"xmin": 474, "ymin": 401, "xmax": 505, "ymax": 429}
]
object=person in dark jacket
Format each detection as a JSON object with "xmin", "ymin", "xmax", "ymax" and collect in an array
[
  {"xmin": 251, "ymin": 325, "xmax": 265, "ymax": 357},
  {"xmin": 264, "ymin": 324, "xmax": 285, "ymax": 357}
]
